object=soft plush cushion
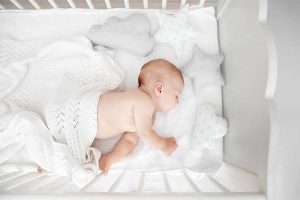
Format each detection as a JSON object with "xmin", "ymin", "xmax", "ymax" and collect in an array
[
  {"xmin": 189, "ymin": 104, "xmax": 228, "ymax": 157},
  {"xmin": 182, "ymin": 45, "xmax": 224, "ymax": 94},
  {"xmin": 88, "ymin": 14, "xmax": 155, "ymax": 56},
  {"xmin": 113, "ymin": 50, "xmax": 148, "ymax": 89},
  {"xmin": 93, "ymin": 45, "xmax": 114, "ymax": 58},
  {"xmin": 154, "ymin": 7, "xmax": 202, "ymax": 67},
  {"xmin": 149, "ymin": 43, "xmax": 187, "ymax": 68}
]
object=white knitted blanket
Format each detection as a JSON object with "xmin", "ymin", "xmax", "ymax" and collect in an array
[{"xmin": 0, "ymin": 37, "xmax": 124, "ymax": 187}]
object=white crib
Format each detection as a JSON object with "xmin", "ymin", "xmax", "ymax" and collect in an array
[{"xmin": 0, "ymin": 0, "xmax": 300, "ymax": 200}]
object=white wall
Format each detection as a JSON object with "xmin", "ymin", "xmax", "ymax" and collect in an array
[
  {"xmin": 267, "ymin": 0, "xmax": 300, "ymax": 200},
  {"xmin": 217, "ymin": 0, "xmax": 270, "ymax": 192}
]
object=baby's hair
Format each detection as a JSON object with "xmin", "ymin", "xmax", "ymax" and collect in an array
[{"xmin": 138, "ymin": 59, "xmax": 183, "ymax": 87}]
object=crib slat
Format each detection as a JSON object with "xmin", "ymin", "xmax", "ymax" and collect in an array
[
  {"xmin": 9, "ymin": 0, "xmax": 23, "ymax": 9},
  {"xmin": 186, "ymin": 173, "xmax": 225, "ymax": 192},
  {"xmin": 36, "ymin": 176, "xmax": 71, "ymax": 191},
  {"xmin": 0, "ymin": 172, "xmax": 45, "ymax": 191},
  {"xmin": 183, "ymin": 171, "xmax": 202, "ymax": 192},
  {"xmin": 104, "ymin": 0, "xmax": 112, "ymax": 9},
  {"xmin": 47, "ymin": 0, "xmax": 58, "ymax": 8},
  {"xmin": 199, "ymin": 0, "xmax": 206, "ymax": 6},
  {"xmin": 0, "ymin": 172, "xmax": 9, "ymax": 176},
  {"xmin": 107, "ymin": 170, "xmax": 126, "ymax": 192},
  {"xmin": 79, "ymin": 173, "xmax": 102, "ymax": 192},
  {"xmin": 180, "ymin": 0, "xmax": 187, "ymax": 7},
  {"xmin": 66, "ymin": 0, "xmax": 76, "ymax": 8},
  {"xmin": 28, "ymin": 0, "xmax": 41, "ymax": 9},
  {"xmin": 138, "ymin": 172, "xmax": 145, "ymax": 193},
  {"xmin": 0, "ymin": 171, "xmax": 17, "ymax": 178},
  {"xmin": 165, "ymin": 171, "xmax": 194, "ymax": 193},
  {"xmin": 83, "ymin": 171, "xmax": 123, "ymax": 192},
  {"xmin": 0, "ymin": 171, "xmax": 27, "ymax": 185},
  {"xmin": 60, "ymin": 182, "xmax": 80, "ymax": 192},
  {"xmin": 55, "ymin": 181, "xmax": 79, "ymax": 192},
  {"xmin": 217, "ymin": 0, "xmax": 232, "ymax": 19},
  {"xmin": 143, "ymin": 0, "xmax": 148, "ymax": 9},
  {"xmin": 123, "ymin": 0, "xmax": 129, "ymax": 9},
  {"xmin": 162, "ymin": 0, "xmax": 167, "ymax": 9},
  {"xmin": 143, "ymin": 172, "xmax": 166, "ymax": 193},
  {"xmin": 207, "ymin": 175, "xmax": 230, "ymax": 192},
  {"xmin": 14, "ymin": 174, "xmax": 61, "ymax": 191},
  {"xmin": 0, "ymin": 3, "xmax": 5, "ymax": 9},
  {"xmin": 85, "ymin": 0, "xmax": 94, "ymax": 9},
  {"xmin": 113, "ymin": 171, "xmax": 142, "ymax": 192},
  {"xmin": 162, "ymin": 172, "xmax": 171, "ymax": 193}
]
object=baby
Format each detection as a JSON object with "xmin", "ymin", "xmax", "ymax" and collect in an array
[{"xmin": 97, "ymin": 58, "xmax": 184, "ymax": 173}]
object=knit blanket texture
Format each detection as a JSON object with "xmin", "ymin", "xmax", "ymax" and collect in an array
[{"xmin": 0, "ymin": 37, "xmax": 124, "ymax": 187}]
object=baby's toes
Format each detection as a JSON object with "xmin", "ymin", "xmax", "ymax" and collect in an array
[
  {"xmin": 103, "ymin": 168, "xmax": 109, "ymax": 176},
  {"xmin": 37, "ymin": 166, "xmax": 46, "ymax": 173}
]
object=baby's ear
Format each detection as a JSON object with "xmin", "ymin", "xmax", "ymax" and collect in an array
[{"xmin": 154, "ymin": 81, "xmax": 164, "ymax": 96}]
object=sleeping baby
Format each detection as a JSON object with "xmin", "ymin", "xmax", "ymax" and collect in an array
[
  {"xmin": 37, "ymin": 58, "xmax": 184, "ymax": 175},
  {"xmin": 97, "ymin": 58, "xmax": 184, "ymax": 174}
]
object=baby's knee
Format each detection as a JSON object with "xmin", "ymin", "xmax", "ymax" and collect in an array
[{"xmin": 124, "ymin": 132, "xmax": 139, "ymax": 145}]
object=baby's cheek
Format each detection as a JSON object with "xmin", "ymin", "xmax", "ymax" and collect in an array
[
  {"xmin": 173, "ymin": 97, "xmax": 179, "ymax": 105},
  {"xmin": 169, "ymin": 98, "xmax": 178, "ymax": 110}
]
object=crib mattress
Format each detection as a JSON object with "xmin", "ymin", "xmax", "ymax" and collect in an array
[{"xmin": 0, "ymin": 6, "xmax": 224, "ymax": 192}]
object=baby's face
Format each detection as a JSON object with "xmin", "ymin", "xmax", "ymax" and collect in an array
[{"xmin": 158, "ymin": 76, "xmax": 184, "ymax": 112}]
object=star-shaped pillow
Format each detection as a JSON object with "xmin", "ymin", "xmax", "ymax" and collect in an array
[
  {"xmin": 183, "ymin": 46, "xmax": 224, "ymax": 94},
  {"xmin": 154, "ymin": 8, "xmax": 201, "ymax": 59}
]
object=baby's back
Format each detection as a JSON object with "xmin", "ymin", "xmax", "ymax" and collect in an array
[{"xmin": 96, "ymin": 88, "xmax": 153, "ymax": 139}]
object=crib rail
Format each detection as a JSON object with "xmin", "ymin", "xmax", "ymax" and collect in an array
[
  {"xmin": 0, "ymin": 163, "xmax": 260, "ymax": 195},
  {"xmin": 0, "ymin": 0, "xmax": 217, "ymax": 10}
]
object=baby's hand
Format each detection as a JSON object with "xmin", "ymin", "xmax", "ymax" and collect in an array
[{"xmin": 162, "ymin": 137, "xmax": 177, "ymax": 155}]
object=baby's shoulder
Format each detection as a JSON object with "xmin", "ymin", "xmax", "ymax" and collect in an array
[{"xmin": 130, "ymin": 89, "xmax": 154, "ymax": 110}]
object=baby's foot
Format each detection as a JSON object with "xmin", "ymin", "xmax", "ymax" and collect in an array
[
  {"xmin": 99, "ymin": 155, "xmax": 112, "ymax": 175},
  {"xmin": 37, "ymin": 165, "xmax": 46, "ymax": 173}
]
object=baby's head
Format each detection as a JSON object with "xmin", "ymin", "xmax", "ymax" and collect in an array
[{"xmin": 138, "ymin": 59, "xmax": 184, "ymax": 112}]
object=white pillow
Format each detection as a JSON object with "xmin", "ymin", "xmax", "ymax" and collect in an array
[
  {"xmin": 113, "ymin": 50, "xmax": 148, "ymax": 89},
  {"xmin": 182, "ymin": 45, "xmax": 224, "ymax": 94},
  {"xmin": 188, "ymin": 6, "xmax": 220, "ymax": 55},
  {"xmin": 93, "ymin": 45, "xmax": 114, "ymax": 58},
  {"xmin": 154, "ymin": 6, "xmax": 202, "ymax": 67},
  {"xmin": 149, "ymin": 43, "xmax": 189, "ymax": 68},
  {"xmin": 88, "ymin": 14, "xmax": 155, "ymax": 56},
  {"xmin": 189, "ymin": 104, "xmax": 228, "ymax": 157}
]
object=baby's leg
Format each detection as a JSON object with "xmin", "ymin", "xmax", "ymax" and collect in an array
[{"xmin": 99, "ymin": 132, "xmax": 139, "ymax": 174}]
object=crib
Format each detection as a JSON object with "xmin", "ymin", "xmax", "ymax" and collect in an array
[{"xmin": 1, "ymin": 0, "xmax": 299, "ymax": 200}]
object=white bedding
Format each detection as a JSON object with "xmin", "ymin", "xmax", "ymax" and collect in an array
[{"xmin": 0, "ymin": 6, "xmax": 224, "ymax": 177}]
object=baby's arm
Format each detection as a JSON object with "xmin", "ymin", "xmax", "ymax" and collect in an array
[{"xmin": 133, "ymin": 96, "xmax": 177, "ymax": 154}]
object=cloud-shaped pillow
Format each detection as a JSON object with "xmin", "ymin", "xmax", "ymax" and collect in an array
[{"xmin": 88, "ymin": 14, "xmax": 155, "ymax": 56}]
